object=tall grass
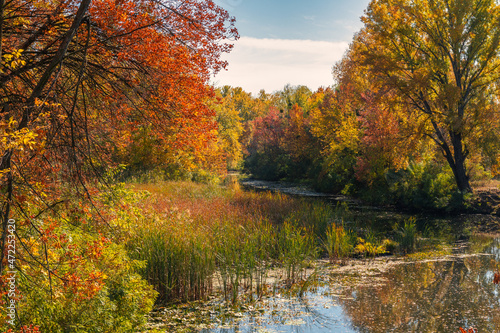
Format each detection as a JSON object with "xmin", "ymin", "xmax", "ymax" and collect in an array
[
  {"xmin": 323, "ymin": 222, "xmax": 355, "ymax": 264},
  {"xmin": 129, "ymin": 218, "xmax": 215, "ymax": 303},
  {"xmin": 284, "ymin": 201, "xmax": 334, "ymax": 238},
  {"xmin": 125, "ymin": 181, "xmax": 328, "ymax": 304},
  {"xmin": 278, "ymin": 221, "xmax": 318, "ymax": 282},
  {"xmin": 123, "ymin": 180, "xmax": 423, "ymax": 306},
  {"xmin": 213, "ymin": 221, "xmax": 276, "ymax": 303},
  {"xmin": 397, "ymin": 217, "xmax": 418, "ymax": 254}
]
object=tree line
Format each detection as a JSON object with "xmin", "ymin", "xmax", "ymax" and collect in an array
[{"xmin": 217, "ymin": 0, "xmax": 500, "ymax": 210}]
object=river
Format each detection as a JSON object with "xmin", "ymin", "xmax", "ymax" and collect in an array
[
  {"xmin": 197, "ymin": 178, "xmax": 500, "ymax": 333},
  {"xmin": 147, "ymin": 178, "xmax": 500, "ymax": 333}
]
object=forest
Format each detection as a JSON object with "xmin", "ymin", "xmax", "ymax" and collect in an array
[{"xmin": 1, "ymin": 0, "xmax": 500, "ymax": 332}]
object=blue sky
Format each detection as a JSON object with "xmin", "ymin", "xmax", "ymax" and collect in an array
[{"xmin": 212, "ymin": 0, "xmax": 371, "ymax": 95}]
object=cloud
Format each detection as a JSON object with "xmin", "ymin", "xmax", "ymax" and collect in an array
[{"xmin": 212, "ymin": 37, "xmax": 349, "ymax": 96}]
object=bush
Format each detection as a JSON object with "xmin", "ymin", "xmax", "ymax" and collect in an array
[
  {"xmin": 3, "ymin": 221, "xmax": 156, "ymax": 333},
  {"xmin": 385, "ymin": 159, "xmax": 457, "ymax": 210}
]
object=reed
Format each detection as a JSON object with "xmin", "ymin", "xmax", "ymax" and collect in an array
[
  {"xmin": 397, "ymin": 217, "xmax": 418, "ymax": 254},
  {"xmin": 323, "ymin": 221, "xmax": 356, "ymax": 264},
  {"xmin": 278, "ymin": 221, "xmax": 318, "ymax": 283},
  {"xmin": 128, "ymin": 217, "xmax": 215, "ymax": 303},
  {"xmin": 125, "ymin": 181, "xmax": 351, "ymax": 304}
]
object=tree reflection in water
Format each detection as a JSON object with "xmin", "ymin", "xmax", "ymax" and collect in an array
[
  {"xmin": 338, "ymin": 243, "xmax": 500, "ymax": 332},
  {"xmin": 203, "ymin": 238, "xmax": 500, "ymax": 333}
]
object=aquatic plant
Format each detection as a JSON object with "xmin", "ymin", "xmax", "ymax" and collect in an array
[
  {"xmin": 323, "ymin": 222, "xmax": 355, "ymax": 264},
  {"xmin": 126, "ymin": 181, "xmax": 330, "ymax": 304},
  {"xmin": 396, "ymin": 217, "xmax": 418, "ymax": 254},
  {"xmin": 130, "ymin": 216, "xmax": 215, "ymax": 303},
  {"xmin": 213, "ymin": 220, "xmax": 276, "ymax": 303},
  {"xmin": 354, "ymin": 237, "xmax": 385, "ymax": 257},
  {"xmin": 278, "ymin": 221, "xmax": 318, "ymax": 283},
  {"xmin": 380, "ymin": 239, "xmax": 398, "ymax": 254}
]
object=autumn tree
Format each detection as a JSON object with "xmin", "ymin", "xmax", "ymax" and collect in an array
[
  {"xmin": 278, "ymin": 84, "xmax": 313, "ymax": 111},
  {"xmin": 309, "ymin": 86, "xmax": 361, "ymax": 191},
  {"xmin": 212, "ymin": 88, "xmax": 245, "ymax": 170},
  {"xmin": 245, "ymin": 107, "xmax": 288, "ymax": 180},
  {"xmin": 0, "ymin": 0, "xmax": 237, "ymax": 328},
  {"xmin": 357, "ymin": 0, "xmax": 500, "ymax": 193}
]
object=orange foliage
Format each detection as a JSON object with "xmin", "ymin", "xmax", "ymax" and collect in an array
[
  {"xmin": 0, "ymin": 0, "xmax": 237, "ymax": 328},
  {"xmin": 4, "ymin": 325, "xmax": 40, "ymax": 333},
  {"xmin": 355, "ymin": 92, "xmax": 408, "ymax": 182}
]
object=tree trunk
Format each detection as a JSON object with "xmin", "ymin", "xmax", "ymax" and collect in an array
[
  {"xmin": 431, "ymin": 120, "xmax": 473, "ymax": 194},
  {"xmin": 448, "ymin": 131, "xmax": 472, "ymax": 194},
  {"xmin": 451, "ymin": 155, "xmax": 472, "ymax": 193},
  {"xmin": 451, "ymin": 133, "xmax": 472, "ymax": 193},
  {"xmin": 0, "ymin": 0, "xmax": 92, "ymax": 274}
]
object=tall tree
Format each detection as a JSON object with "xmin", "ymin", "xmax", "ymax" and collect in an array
[
  {"xmin": 0, "ymin": 0, "xmax": 237, "ymax": 304},
  {"xmin": 357, "ymin": 0, "xmax": 500, "ymax": 193}
]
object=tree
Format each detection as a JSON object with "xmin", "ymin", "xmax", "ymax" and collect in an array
[
  {"xmin": 212, "ymin": 88, "xmax": 245, "ymax": 170},
  {"xmin": 245, "ymin": 107, "xmax": 288, "ymax": 180},
  {"xmin": 357, "ymin": 0, "xmax": 500, "ymax": 193},
  {"xmin": 309, "ymin": 87, "xmax": 361, "ymax": 190},
  {"xmin": 278, "ymin": 84, "xmax": 312, "ymax": 111},
  {"xmin": 0, "ymin": 0, "xmax": 237, "ymax": 327}
]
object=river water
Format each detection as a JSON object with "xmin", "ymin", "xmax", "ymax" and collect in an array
[
  {"xmin": 198, "ymin": 240, "xmax": 500, "ymax": 333},
  {"xmin": 196, "ymin": 178, "xmax": 500, "ymax": 333}
]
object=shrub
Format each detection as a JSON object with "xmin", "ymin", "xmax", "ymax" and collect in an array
[
  {"xmin": 3, "ymin": 220, "xmax": 156, "ymax": 333},
  {"xmin": 385, "ymin": 159, "xmax": 457, "ymax": 210}
]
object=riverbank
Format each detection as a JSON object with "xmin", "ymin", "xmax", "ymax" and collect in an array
[
  {"xmin": 133, "ymin": 179, "xmax": 500, "ymax": 332},
  {"xmin": 240, "ymin": 177, "xmax": 500, "ymax": 234}
]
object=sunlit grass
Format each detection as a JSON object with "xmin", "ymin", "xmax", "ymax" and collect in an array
[
  {"xmin": 122, "ymin": 180, "xmax": 438, "ymax": 305},
  {"xmin": 125, "ymin": 181, "xmax": 330, "ymax": 304},
  {"xmin": 323, "ymin": 222, "xmax": 355, "ymax": 264}
]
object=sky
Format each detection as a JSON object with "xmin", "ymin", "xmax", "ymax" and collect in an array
[{"xmin": 211, "ymin": 0, "xmax": 371, "ymax": 95}]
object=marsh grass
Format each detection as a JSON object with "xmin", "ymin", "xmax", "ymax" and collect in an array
[
  {"xmin": 278, "ymin": 221, "xmax": 318, "ymax": 283},
  {"xmin": 124, "ymin": 181, "xmax": 428, "ymax": 306},
  {"xmin": 323, "ymin": 222, "xmax": 356, "ymax": 264},
  {"xmin": 396, "ymin": 217, "xmax": 418, "ymax": 254},
  {"xmin": 130, "ymin": 218, "xmax": 215, "ymax": 303},
  {"xmin": 125, "ymin": 181, "xmax": 328, "ymax": 304}
]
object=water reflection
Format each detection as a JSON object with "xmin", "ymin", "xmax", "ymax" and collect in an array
[
  {"xmin": 337, "ymin": 255, "xmax": 500, "ymax": 332},
  {"xmin": 203, "ymin": 237, "xmax": 500, "ymax": 333}
]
